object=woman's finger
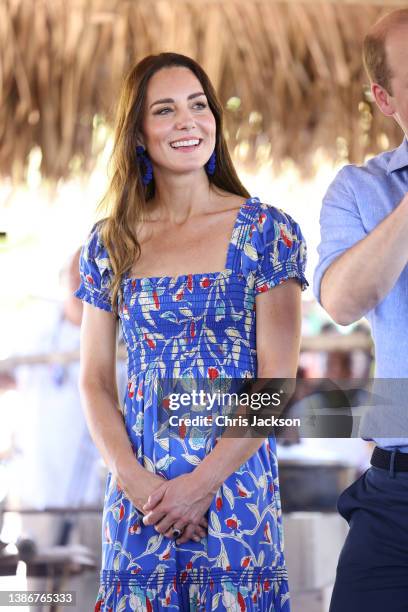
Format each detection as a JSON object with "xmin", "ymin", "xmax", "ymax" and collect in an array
[{"xmin": 175, "ymin": 524, "xmax": 198, "ymax": 545}]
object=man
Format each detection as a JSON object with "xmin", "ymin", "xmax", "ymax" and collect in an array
[{"xmin": 314, "ymin": 9, "xmax": 408, "ymax": 612}]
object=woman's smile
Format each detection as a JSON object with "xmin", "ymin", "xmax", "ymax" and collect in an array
[{"xmin": 169, "ymin": 137, "xmax": 203, "ymax": 152}]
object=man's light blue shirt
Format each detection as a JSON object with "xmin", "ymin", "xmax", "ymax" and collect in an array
[{"xmin": 314, "ymin": 137, "xmax": 408, "ymax": 451}]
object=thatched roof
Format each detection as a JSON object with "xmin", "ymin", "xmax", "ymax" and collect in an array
[{"xmin": 0, "ymin": 0, "xmax": 406, "ymax": 182}]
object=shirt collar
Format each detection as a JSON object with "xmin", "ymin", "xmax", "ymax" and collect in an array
[{"xmin": 388, "ymin": 137, "xmax": 408, "ymax": 173}]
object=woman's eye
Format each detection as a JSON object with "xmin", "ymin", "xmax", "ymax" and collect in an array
[
  {"xmin": 154, "ymin": 107, "xmax": 172, "ymax": 115},
  {"xmin": 194, "ymin": 102, "xmax": 207, "ymax": 109}
]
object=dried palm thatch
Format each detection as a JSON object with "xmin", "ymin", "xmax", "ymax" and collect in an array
[{"xmin": 0, "ymin": 0, "xmax": 406, "ymax": 182}]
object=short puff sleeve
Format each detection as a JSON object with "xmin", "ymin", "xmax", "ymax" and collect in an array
[
  {"xmin": 74, "ymin": 221, "xmax": 114, "ymax": 312},
  {"xmin": 242, "ymin": 204, "xmax": 308, "ymax": 293}
]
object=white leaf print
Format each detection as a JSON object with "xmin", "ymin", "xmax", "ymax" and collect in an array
[
  {"xmin": 281, "ymin": 592, "xmax": 291, "ymax": 607},
  {"xmin": 189, "ymin": 434, "xmax": 206, "ymax": 450},
  {"xmin": 129, "ymin": 593, "xmax": 144, "ymax": 611},
  {"xmin": 141, "ymin": 304, "xmax": 155, "ymax": 327},
  {"xmin": 210, "ymin": 510, "xmax": 221, "ymax": 533},
  {"xmin": 116, "ymin": 595, "xmax": 127, "ymax": 612},
  {"xmin": 232, "ymin": 340, "xmax": 241, "ymax": 368},
  {"xmin": 179, "ymin": 306, "xmax": 193, "ymax": 317},
  {"xmin": 155, "ymin": 436, "xmax": 169, "ymax": 452},
  {"xmin": 155, "ymin": 454, "xmax": 175, "ymax": 471},
  {"xmin": 113, "ymin": 553, "xmax": 120, "ymax": 571},
  {"xmin": 258, "ymin": 550, "xmax": 265, "ymax": 566},
  {"xmin": 205, "ymin": 328, "xmax": 217, "ymax": 343},
  {"xmin": 211, "ymin": 593, "xmax": 222, "ymax": 611},
  {"xmin": 181, "ymin": 453, "xmax": 202, "ymax": 466},
  {"xmin": 143, "ymin": 456, "xmax": 156, "ymax": 473},
  {"xmin": 145, "ymin": 533, "xmax": 162, "ymax": 554},
  {"xmin": 247, "ymin": 503, "xmax": 262, "ymax": 524},
  {"xmin": 244, "ymin": 242, "xmax": 258, "ymax": 261},
  {"xmin": 223, "ymin": 483, "xmax": 235, "ymax": 510},
  {"xmin": 161, "ymin": 311, "xmax": 178, "ymax": 323},
  {"xmin": 225, "ymin": 327, "xmax": 241, "ymax": 339},
  {"xmin": 181, "ymin": 377, "xmax": 197, "ymax": 393}
]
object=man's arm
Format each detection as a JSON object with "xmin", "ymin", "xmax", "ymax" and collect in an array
[{"xmin": 321, "ymin": 192, "xmax": 408, "ymax": 325}]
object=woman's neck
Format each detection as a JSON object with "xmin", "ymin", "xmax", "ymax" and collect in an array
[{"xmin": 149, "ymin": 169, "xmax": 215, "ymax": 223}]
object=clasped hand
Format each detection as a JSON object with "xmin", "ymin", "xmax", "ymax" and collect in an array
[{"xmin": 142, "ymin": 472, "xmax": 214, "ymax": 544}]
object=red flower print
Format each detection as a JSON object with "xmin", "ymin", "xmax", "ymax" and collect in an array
[
  {"xmin": 153, "ymin": 290, "xmax": 160, "ymax": 310},
  {"xmin": 208, "ymin": 367, "xmax": 219, "ymax": 381},
  {"xmin": 225, "ymin": 516, "xmax": 238, "ymax": 530},
  {"xmin": 94, "ymin": 599, "xmax": 104, "ymax": 612},
  {"xmin": 144, "ymin": 333, "xmax": 156, "ymax": 349},
  {"xmin": 216, "ymin": 492, "xmax": 223, "ymax": 511},
  {"xmin": 128, "ymin": 381, "xmax": 135, "ymax": 399},
  {"xmin": 175, "ymin": 288, "xmax": 184, "ymax": 301},
  {"xmin": 119, "ymin": 503, "xmax": 125, "ymax": 521},
  {"xmin": 187, "ymin": 274, "xmax": 193, "ymax": 291},
  {"xmin": 129, "ymin": 521, "xmax": 141, "ymax": 535},
  {"xmin": 105, "ymin": 522, "xmax": 112, "ymax": 543},
  {"xmin": 86, "ymin": 274, "xmax": 94, "ymax": 285},
  {"xmin": 190, "ymin": 321, "xmax": 195, "ymax": 338},
  {"xmin": 280, "ymin": 227, "xmax": 293, "ymax": 247},
  {"xmin": 162, "ymin": 398, "xmax": 171, "ymax": 410},
  {"xmin": 146, "ymin": 597, "xmax": 153, "ymax": 612},
  {"xmin": 210, "ymin": 577, "xmax": 214, "ymax": 592},
  {"xmin": 237, "ymin": 591, "xmax": 246, "ymax": 611},
  {"xmin": 186, "ymin": 561, "xmax": 193, "ymax": 569},
  {"xmin": 264, "ymin": 579, "xmax": 270, "ymax": 591},
  {"xmin": 200, "ymin": 277, "xmax": 210, "ymax": 288},
  {"xmin": 179, "ymin": 421, "xmax": 187, "ymax": 439},
  {"xmin": 264, "ymin": 521, "xmax": 272, "ymax": 543},
  {"xmin": 236, "ymin": 481, "xmax": 251, "ymax": 497},
  {"xmin": 180, "ymin": 571, "xmax": 188, "ymax": 583},
  {"xmin": 241, "ymin": 556, "xmax": 251, "ymax": 568},
  {"xmin": 257, "ymin": 284, "xmax": 269, "ymax": 293}
]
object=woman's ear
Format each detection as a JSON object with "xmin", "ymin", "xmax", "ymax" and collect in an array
[{"xmin": 136, "ymin": 133, "xmax": 145, "ymax": 149}]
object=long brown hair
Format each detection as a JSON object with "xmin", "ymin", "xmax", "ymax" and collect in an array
[{"xmin": 97, "ymin": 52, "xmax": 250, "ymax": 317}]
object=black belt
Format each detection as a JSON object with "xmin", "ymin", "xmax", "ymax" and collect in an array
[{"xmin": 371, "ymin": 446, "xmax": 408, "ymax": 472}]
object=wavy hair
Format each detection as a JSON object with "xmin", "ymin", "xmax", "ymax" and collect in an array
[{"xmin": 97, "ymin": 52, "xmax": 250, "ymax": 317}]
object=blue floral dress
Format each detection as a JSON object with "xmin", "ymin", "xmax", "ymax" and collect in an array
[{"xmin": 75, "ymin": 196, "xmax": 308, "ymax": 612}]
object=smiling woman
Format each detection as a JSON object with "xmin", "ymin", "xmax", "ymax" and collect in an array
[{"xmin": 74, "ymin": 52, "xmax": 308, "ymax": 612}]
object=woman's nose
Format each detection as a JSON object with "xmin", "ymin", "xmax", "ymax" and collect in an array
[{"xmin": 175, "ymin": 109, "xmax": 195, "ymax": 130}]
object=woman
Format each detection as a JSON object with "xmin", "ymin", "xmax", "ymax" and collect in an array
[{"xmin": 75, "ymin": 52, "xmax": 308, "ymax": 611}]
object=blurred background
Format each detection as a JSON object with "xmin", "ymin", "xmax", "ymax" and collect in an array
[{"xmin": 0, "ymin": 0, "xmax": 405, "ymax": 610}]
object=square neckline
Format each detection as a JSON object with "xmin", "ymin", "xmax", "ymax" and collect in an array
[{"xmin": 122, "ymin": 196, "xmax": 259, "ymax": 285}]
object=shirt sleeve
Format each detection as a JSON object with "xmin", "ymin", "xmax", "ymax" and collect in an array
[
  {"xmin": 74, "ymin": 221, "xmax": 114, "ymax": 312},
  {"xmin": 242, "ymin": 203, "xmax": 308, "ymax": 294},
  {"xmin": 313, "ymin": 166, "xmax": 368, "ymax": 304}
]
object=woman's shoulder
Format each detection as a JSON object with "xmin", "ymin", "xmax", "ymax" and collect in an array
[{"xmin": 81, "ymin": 218, "xmax": 112, "ymax": 274}]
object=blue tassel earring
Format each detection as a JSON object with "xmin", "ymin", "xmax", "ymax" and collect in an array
[
  {"xmin": 206, "ymin": 150, "xmax": 216, "ymax": 176},
  {"xmin": 136, "ymin": 146, "xmax": 153, "ymax": 186}
]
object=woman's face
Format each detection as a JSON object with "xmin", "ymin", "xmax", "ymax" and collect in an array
[{"xmin": 141, "ymin": 66, "xmax": 216, "ymax": 176}]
